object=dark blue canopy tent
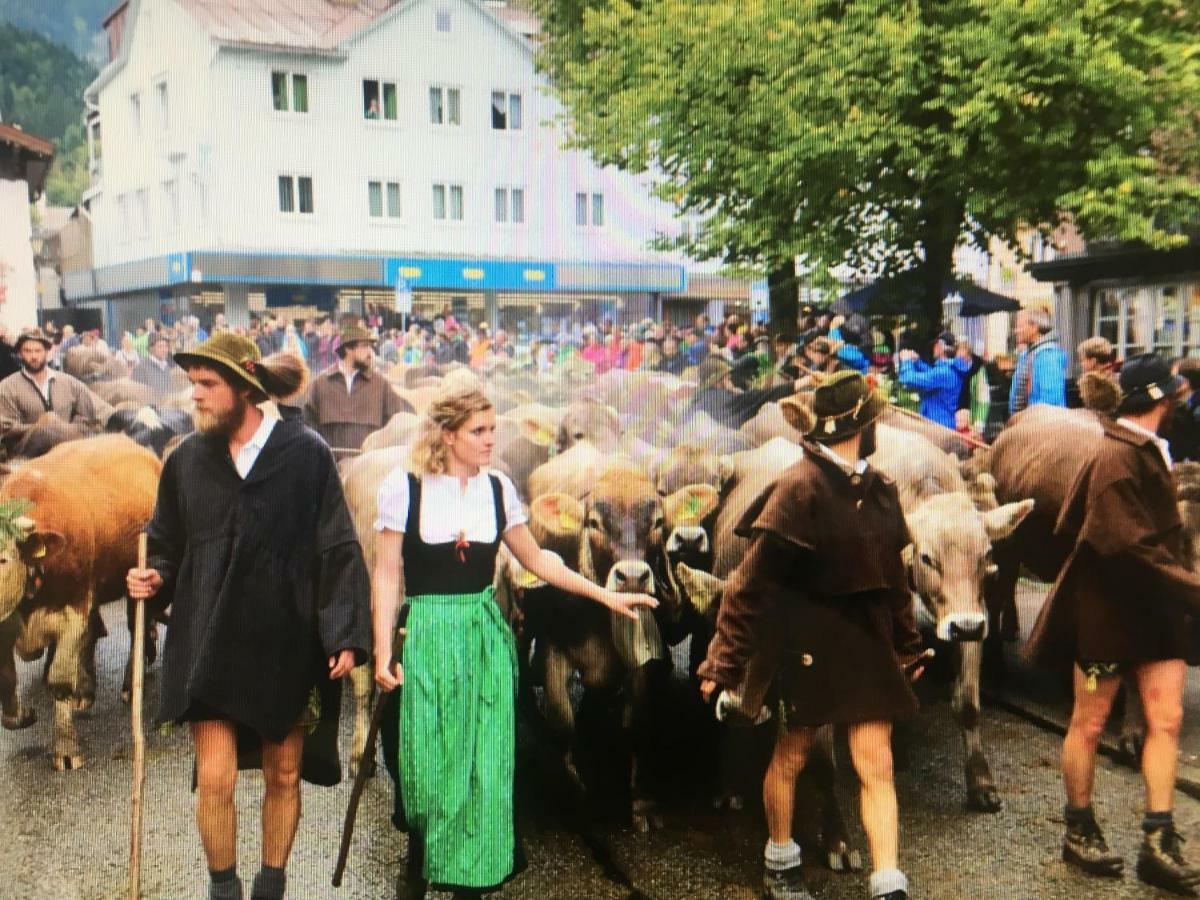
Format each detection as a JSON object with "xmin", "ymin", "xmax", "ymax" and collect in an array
[{"xmin": 831, "ymin": 277, "xmax": 1021, "ymax": 317}]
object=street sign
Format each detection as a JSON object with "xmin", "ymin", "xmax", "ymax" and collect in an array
[{"xmin": 394, "ymin": 278, "xmax": 413, "ymax": 314}]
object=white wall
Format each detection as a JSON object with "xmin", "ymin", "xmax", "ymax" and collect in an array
[
  {"xmin": 0, "ymin": 179, "xmax": 41, "ymax": 330},
  {"xmin": 92, "ymin": 0, "xmax": 707, "ymax": 275}
]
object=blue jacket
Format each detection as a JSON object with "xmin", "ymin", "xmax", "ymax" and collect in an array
[
  {"xmin": 837, "ymin": 343, "xmax": 870, "ymax": 373},
  {"xmin": 1009, "ymin": 338, "xmax": 1068, "ymax": 415},
  {"xmin": 898, "ymin": 357, "xmax": 963, "ymax": 429}
]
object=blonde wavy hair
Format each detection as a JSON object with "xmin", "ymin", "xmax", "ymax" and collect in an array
[{"xmin": 408, "ymin": 386, "xmax": 494, "ymax": 475}]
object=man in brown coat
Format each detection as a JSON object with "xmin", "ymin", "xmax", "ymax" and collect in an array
[
  {"xmin": 302, "ymin": 324, "xmax": 411, "ymax": 459},
  {"xmin": 0, "ymin": 328, "xmax": 113, "ymax": 449},
  {"xmin": 699, "ymin": 371, "xmax": 930, "ymax": 900},
  {"xmin": 1027, "ymin": 353, "xmax": 1200, "ymax": 894}
]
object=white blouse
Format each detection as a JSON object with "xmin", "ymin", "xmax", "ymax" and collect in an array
[{"xmin": 373, "ymin": 468, "xmax": 528, "ymax": 543}]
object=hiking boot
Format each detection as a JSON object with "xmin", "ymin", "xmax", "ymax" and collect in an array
[
  {"xmin": 1062, "ymin": 819, "xmax": 1124, "ymax": 876},
  {"xmin": 1137, "ymin": 825, "xmax": 1200, "ymax": 896},
  {"xmin": 762, "ymin": 864, "xmax": 814, "ymax": 900}
]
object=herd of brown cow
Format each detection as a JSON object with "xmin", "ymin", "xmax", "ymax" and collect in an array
[{"xmin": 2, "ymin": 357, "xmax": 1198, "ymax": 871}]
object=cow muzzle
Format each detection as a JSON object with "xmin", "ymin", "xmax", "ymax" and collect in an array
[
  {"xmin": 938, "ymin": 612, "xmax": 988, "ymax": 643},
  {"xmin": 605, "ymin": 560, "xmax": 656, "ymax": 595},
  {"xmin": 666, "ymin": 526, "xmax": 709, "ymax": 558}
]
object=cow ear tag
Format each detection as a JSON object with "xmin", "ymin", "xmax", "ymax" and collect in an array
[
  {"xmin": 31, "ymin": 543, "xmax": 46, "ymax": 558},
  {"xmin": 559, "ymin": 510, "xmax": 578, "ymax": 530}
]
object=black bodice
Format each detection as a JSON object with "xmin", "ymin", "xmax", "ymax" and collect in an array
[{"xmin": 400, "ymin": 472, "xmax": 507, "ymax": 596}]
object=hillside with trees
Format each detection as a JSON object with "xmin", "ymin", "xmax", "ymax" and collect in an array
[
  {"xmin": 0, "ymin": 23, "xmax": 97, "ymax": 205},
  {"xmin": 0, "ymin": 0, "xmax": 111, "ymax": 62}
]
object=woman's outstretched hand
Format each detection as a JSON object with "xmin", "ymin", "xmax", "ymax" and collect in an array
[{"xmin": 600, "ymin": 590, "xmax": 658, "ymax": 621}]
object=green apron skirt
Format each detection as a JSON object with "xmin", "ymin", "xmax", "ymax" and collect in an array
[{"xmin": 397, "ymin": 586, "xmax": 519, "ymax": 889}]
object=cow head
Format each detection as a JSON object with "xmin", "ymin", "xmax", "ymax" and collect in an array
[
  {"xmin": 904, "ymin": 495, "xmax": 1034, "ymax": 642},
  {"xmin": 530, "ymin": 463, "xmax": 661, "ymax": 594},
  {"xmin": 557, "ymin": 399, "xmax": 621, "ymax": 453},
  {"xmin": 651, "ymin": 445, "xmax": 731, "ymax": 497},
  {"xmin": 0, "ymin": 515, "xmax": 64, "ymax": 622},
  {"xmin": 1176, "ymin": 462, "xmax": 1200, "ymax": 572}
]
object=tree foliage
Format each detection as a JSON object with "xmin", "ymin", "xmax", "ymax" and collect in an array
[
  {"xmin": 536, "ymin": 0, "xmax": 1200, "ymax": 331},
  {"xmin": 0, "ymin": 0, "xmax": 111, "ymax": 62},
  {"xmin": 0, "ymin": 23, "xmax": 97, "ymax": 206}
]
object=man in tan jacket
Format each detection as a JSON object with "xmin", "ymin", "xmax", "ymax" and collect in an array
[
  {"xmin": 0, "ymin": 328, "xmax": 113, "ymax": 449},
  {"xmin": 302, "ymin": 324, "xmax": 411, "ymax": 459}
]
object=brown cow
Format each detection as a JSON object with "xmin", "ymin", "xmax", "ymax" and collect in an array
[
  {"xmin": 522, "ymin": 461, "xmax": 674, "ymax": 831},
  {"xmin": 0, "ymin": 435, "xmax": 160, "ymax": 770}
]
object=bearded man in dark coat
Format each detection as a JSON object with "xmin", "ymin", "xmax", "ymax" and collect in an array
[
  {"xmin": 699, "ymin": 371, "xmax": 930, "ymax": 900},
  {"xmin": 1025, "ymin": 353, "xmax": 1200, "ymax": 894},
  {"xmin": 127, "ymin": 333, "xmax": 371, "ymax": 900}
]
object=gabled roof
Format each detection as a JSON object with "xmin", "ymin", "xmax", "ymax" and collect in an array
[
  {"xmin": 0, "ymin": 123, "xmax": 56, "ymax": 158},
  {"xmin": 177, "ymin": 0, "xmax": 397, "ymax": 53}
]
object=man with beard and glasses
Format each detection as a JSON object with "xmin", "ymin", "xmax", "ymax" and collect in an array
[
  {"xmin": 0, "ymin": 327, "xmax": 113, "ymax": 449},
  {"xmin": 303, "ymin": 323, "xmax": 412, "ymax": 460},
  {"xmin": 126, "ymin": 333, "xmax": 371, "ymax": 900},
  {"xmin": 1025, "ymin": 353, "xmax": 1200, "ymax": 894},
  {"xmin": 699, "ymin": 371, "xmax": 930, "ymax": 900}
]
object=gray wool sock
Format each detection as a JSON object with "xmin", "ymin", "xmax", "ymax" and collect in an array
[
  {"xmin": 250, "ymin": 865, "xmax": 286, "ymax": 900},
  {"xmin": 209, "ymin": 868, "xmax": 243, "ymax": 900}
]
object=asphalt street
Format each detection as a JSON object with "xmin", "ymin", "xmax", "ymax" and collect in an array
[{"xmin": 1, "ymin": 593, "xmax": 1198, "ymax": 900}]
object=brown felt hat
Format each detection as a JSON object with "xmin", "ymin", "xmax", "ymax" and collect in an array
[
  {"xmin": 174, "ymin": 332, "xmax": 266, "ymax": 399},
  {"xmin": 807, "ymin": 370, "xmax": 887, "ymax": 444},
  {"xmin": 14, "ymin": 328, "xmax": 53, "ymax": 351}
]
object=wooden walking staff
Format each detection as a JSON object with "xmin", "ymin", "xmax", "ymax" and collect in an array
[
  {"xmin": 332, "ymin": 605, "xmax": 410, "ymax": 888},
  {"xmin": 129, "ymin": 532, "xmax": 148, "ymax": 900}
]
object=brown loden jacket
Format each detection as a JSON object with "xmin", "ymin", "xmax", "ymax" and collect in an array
[
  {"xmin": 1026, "ymin": 417, "xmax": 1200, "ymax": 668},
  {"xmin": 303, "ymin": 364, "xmax": 412, "ymax": 457},
  {"xmin": 0, "ymin": 369, "xmax": 113, "ymax": 438},
  {"xmin": 698, "ymin": 444, "xmax": 922, "ymax": 727}
]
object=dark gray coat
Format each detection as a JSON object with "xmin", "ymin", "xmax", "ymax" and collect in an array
[{"xmin": 146, "ymin": 406, "xmax": 371, "ymax": 743}]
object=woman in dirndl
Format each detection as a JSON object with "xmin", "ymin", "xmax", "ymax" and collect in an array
[{"xmin": 371, "ymin": 387, "xmax": 656, "ymax": 899}]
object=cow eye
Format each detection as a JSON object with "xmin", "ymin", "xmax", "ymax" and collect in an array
[
  {"xmin": 920, "ymin": 552, "xmax": 937, "ymax": 570},
  {"xmin": 586, "ymin": 517, "xmax": 603, "ymax": 530},
  {"xmin": 0, "ymin": 556, "xmax": 8, "ymax": 565},
  {"xmin": 652, "ymin": 516, "xmax": 664, "ymax": 530}
]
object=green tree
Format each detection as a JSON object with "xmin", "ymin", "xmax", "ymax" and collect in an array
[
  {"xmin": 536, "ymin": 0, "xmax": 1200, "ymax": 334},
  {"xmin": 0, "ymin": 23, "xmax": 97, "ymax": 206}
]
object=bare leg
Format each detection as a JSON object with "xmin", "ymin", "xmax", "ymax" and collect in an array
[
  {"xmin": 192, "ymin": 720, "xmax": 239, "ymax": 872},
  {"xmin": 847, "ymin": 720, "xmax": 898, "ymax": 872},
  {"xmin": 763, "ymin": 726, "xmax": 814, "ymax": 843},
  {"xmin": 1062, "ymin": 666, "xmax": 1121, "ymax": 808},
  {"xmin": 260, "ymin": 725, "xmax": 305, "ymax": 869},
  {"xmin": 1132, "ymin": 660, "xmax": 1186, "ymax": 813}
]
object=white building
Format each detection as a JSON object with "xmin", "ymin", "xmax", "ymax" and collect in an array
[{"xmin": 68, "ymin": 0, "xmax": 727, "ymax": 336}]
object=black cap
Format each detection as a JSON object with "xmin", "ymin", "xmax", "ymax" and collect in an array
[
  {"xmin": 1115, "ymin": 353, "xmax": 1184, "ymax": 414},
  {"xmin": 936, "ymin": 330, "xmax": 958, "ymax": 348}
]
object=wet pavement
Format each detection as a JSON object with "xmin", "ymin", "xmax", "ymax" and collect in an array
[{"xmin": 1, "ymin": 596, "xmax": 1198, "ymax": 900}]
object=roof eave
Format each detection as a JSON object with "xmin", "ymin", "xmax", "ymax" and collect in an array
[{"xmin": 213, "ymin": 37, "xmax": 348, "ymax": 59}]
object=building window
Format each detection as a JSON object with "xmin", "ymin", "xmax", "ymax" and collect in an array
[
  {"xmin": 494, "ymin": 187, "xmax": 524, "ymax": 224},
  {"xmin": 491, "ymin": 91, "xmax": 522, "ymax": 130},
  {"xmin": 429, "ymin": 86, "xmax": 461, "ymax": 125},
  {"xmin": 272, "ymin": 71, "xmax": 308, "ymax": 113},
  {"xmin": 1092, "ymin": 285, "xmax": 1179, "ymax": 359},
  {"xmin": 369, "ymin": 180, "xmax": 402, "ymax": 219},
  {"xmin": 363, "ymin": 80, "xmax": 398, "ymax": 120},
  {"xmin": 433, "ymin": 183, "xmax": 463, "ymax": 221},
  {"xmin": 156, "ymin": 81, "xmax": 169, "ymax": 131},
  {"xmin": 278, "ymin": 175, "xmax": 314, "ymax": 214},
  {"xmin": 435, "ymin": 8, "xmax": 451, "ymax": 32},
  {"xmin": 576, "ymin": 191, "xmax": 603, "ymax": 227},
  {"xmin": 130, "ymin": 92, "xmax": 141, "ymax": 136}
]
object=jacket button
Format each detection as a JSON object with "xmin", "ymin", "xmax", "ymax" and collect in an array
[
  {"xmin": 856, "ymin": 500, "xmax": 864, "ymax": 510},
  {"xmin": 800, "ymin": 653, "xmax": 813, "ymax": 667}
]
